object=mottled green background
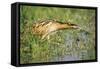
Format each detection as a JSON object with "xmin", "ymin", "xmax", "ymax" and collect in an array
[{"xmin": 20, "ymin": 5, "xmax": 96, "ymax": 64}]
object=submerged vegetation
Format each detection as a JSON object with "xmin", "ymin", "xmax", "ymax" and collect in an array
[{"xmin": 20, "ymin": 5, "xmax": 96, "ymax": 64}]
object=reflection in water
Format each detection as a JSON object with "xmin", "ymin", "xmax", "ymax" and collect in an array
[
  {"xmin": 52, "ymin": 55, "xmax": 80, "ymax": 61},
  {"xmin": 52, "ymin": 29, "xmax": 94, "ymax": 61}
]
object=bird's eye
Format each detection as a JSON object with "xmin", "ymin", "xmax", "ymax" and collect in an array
[{"xmin": 71, "ymin": 24, "xmax": 77, "ymax": 26}]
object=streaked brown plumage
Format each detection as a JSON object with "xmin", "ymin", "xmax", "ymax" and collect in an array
[{"xmin": 32, "ymin": 20, "xmax": 79, "ymax": 39}]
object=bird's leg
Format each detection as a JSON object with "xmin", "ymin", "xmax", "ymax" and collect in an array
[
  {"xmin": 41, "ymin": 33, "xmax": 49, "ymax": 40},
  {"xmin": 47, "ymin": 35, "xmax": 50, "ymax": 40},
  {"xmin": 46, "ymin": 35, "xmax": 51, "ymax": 43}
]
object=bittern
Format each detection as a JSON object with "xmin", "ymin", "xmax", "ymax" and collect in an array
[{"xmin": 32, "ymin": 20, "xmax": 79, "ymax": 39}]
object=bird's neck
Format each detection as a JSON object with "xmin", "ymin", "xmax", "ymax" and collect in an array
[{"xmin": 57, "ymin": 24, "xmax": 72, "ymax": 30}]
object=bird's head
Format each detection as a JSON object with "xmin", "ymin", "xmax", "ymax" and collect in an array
[{"xmin": 66, "ymin": 23, "xmax": 80, "ymax": 29}]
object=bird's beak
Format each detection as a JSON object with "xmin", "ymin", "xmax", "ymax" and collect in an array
[{"xmin": 73, "ymin": 26, "xmax": 80, "ymax": 29}]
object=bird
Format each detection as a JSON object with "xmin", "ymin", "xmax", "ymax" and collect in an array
[{"xmin": 32, "ymin": 20, "xmax": 80, "ymax": 39}]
